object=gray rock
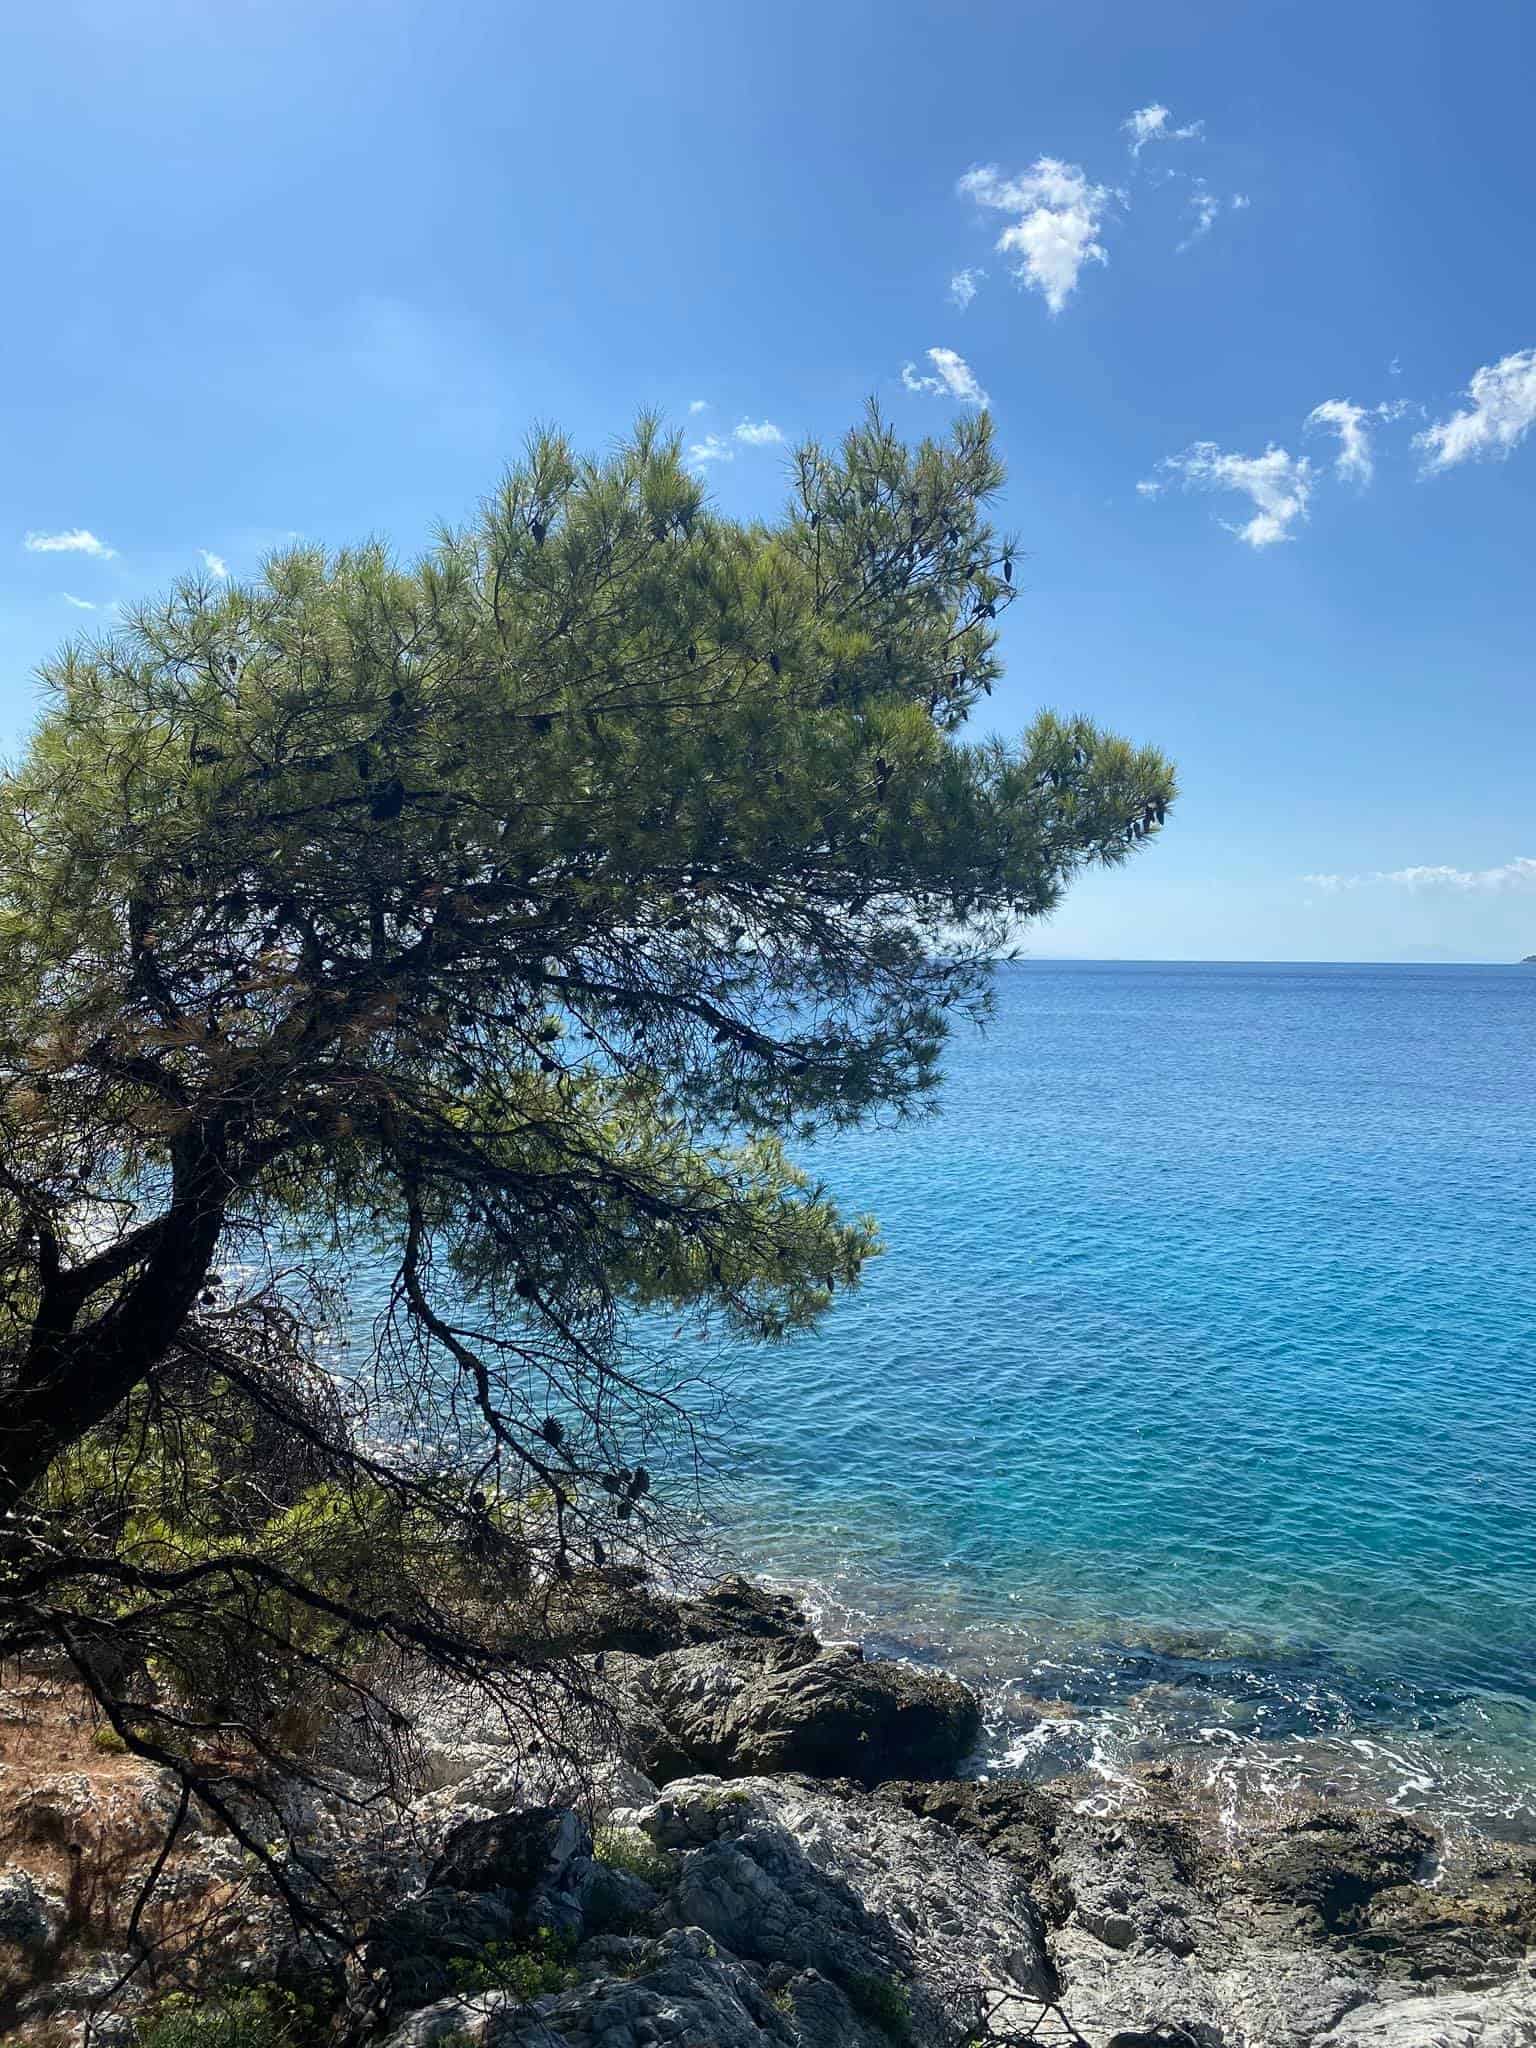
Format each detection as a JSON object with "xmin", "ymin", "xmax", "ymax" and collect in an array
[
  {"xmin": 1316, "ymin": 1971, "xmax": 1536, "ymax": 2045},
  {"xmin": 15, "ymin": 1949, "xmax": 137, "ymax": 2021},
  {"xmin": 570, "ymin": 1855, "xmax": 661, "ymax": 1937},
  {"xmin": 626, "ymin": 1638, "xmax": 981, "ymax": 1786},
  {"xmin": 376, "ymin": 1989, "xmax": 566, "ymax": 2048},
  {"xmin": 378, "ymin": 1929, "xmax": 795, "ymax": 2048},
  {"xmin": 640, "ymin": 1773, "xmax": 1053, "ymax": 2040},
  {"xmin": 543, "ymin": 1569, "xmax": 809, "ymax": 1661},
  {"xmin": 364, "ymin": 1888, "xmax": 523, "ymax": 2012},
  {"xmin": 0, "ymin": 1865, "xmax": 65, "ymax": 1956},
  {"xmin": 427, "ymin": 1806, "xmax": 590, "ymax": 1896}
]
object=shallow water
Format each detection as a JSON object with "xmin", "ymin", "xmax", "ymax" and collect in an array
[{"xmin": 696, "ymin": 962, "xmax": 1536, "ymax": 1838}]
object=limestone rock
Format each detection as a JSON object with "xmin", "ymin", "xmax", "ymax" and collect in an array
[
  {"xmin": 364, "ymin": 1889, "xmax": 522, "ymax": 2013},
  {"xmin": 0, "ymin": 1866, "xmax": 64, "ymax": 1959},
  {"xmin": 1316, "ymin": 1970, "xmax": 1536, "ymax": 2045},
  {"xmin": 426, "ymin": 1806, "xmax": 590, "ymax": 1898},
  {"xmin": 625, "ymin": 1639, "xmax": 981, "ymax": 1786},
  {"xmin": 640, "ymin": 1773, "xmax": 1052, "ymax": 2039}
]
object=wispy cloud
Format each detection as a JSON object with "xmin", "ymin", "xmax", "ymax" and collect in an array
[
  {"xmin": 25, "ymin": 528, "xmax": 116, "ymax": 558},
  {"xmin": 688, "ymin": 398, "xmax": 710, "ymax": 414},
  {"xmin": 1142, "ymin": 442, "xmax": 1315, "ymax": 547},
  {"xmin": 958, "ymin": 159, "xmax": 1117, "ymax": 315},
  {"xmin": 1306, "ymin": 399, "xmax": 1375, "ymax": 485},
  {"xmin": 1416, "ymin": 348, "xmax": 1536, "ymax": 471},
  {"xmin": 687, "ymin": 417, "xmax": 787, "ymax": 467},
  {"xmin": 688, "ymin": 434, "xmax": 734, "ymax": 466},
  {"xmin": 901, "ymin": 347, "xmax": 990, "ymax": 406},
  {"xmin": 1305, "ymin": 857, "xmax": 1536, "ymax": 894},
  {"xmin": 948, "ymin": 266, "xmax": 985, "ymax": 311},
  {"xmin": 200, "ymin": 549, "xmax": 229, "ymax": 578},
  {"xmin": 1122, "ymin": 103, "xmax": 1204, "ymax": 156},
  {"xmin": 61, "ymin": 593, "xmax": 97, "ymax": 610},
  {"xmin": 1177, "ymin": 181, "xmax": 1248, "ymax": 251},
  {"xmin": 1179, "ymin": 181, "xmax": 1221, "ymax": 248}
]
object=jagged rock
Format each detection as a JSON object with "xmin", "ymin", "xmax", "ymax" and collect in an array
[
  {"xmin": 0, "ymin": 1866, "xmax": 64, "ymax": 1958},
  {"xmin": 673, "ymin": 1575, "xmax": 809, "ymax": 1647},
  {"xmin": 1316, "ymin": 1969, "xmax": 1536, "ymax": 2044},
  {"xmin": 427, "ymin": 1805, "xmax": 589, "ymax": 1897},
  {"xmin": 569, "ymin": 1855, "xmax": 661, "ymax": 1937},
  {"xmin": 640, "ymin": 1773, "xmax": 1053, "ymax": 2038},
  {"xmin": 624, "ymin": 1638, "xmax": 981, "ymax": 1786},
  {"xmin": 364, "ymin": 1889, "xmax": 522, "ymax": 2012},
  {"xmin": 14, "ymin": 1949, "xmax": 137, "ymax": 2022},
  {"xmin": 1226, "ymin": 1809, "xmax": 1435, "ymax": 1943},
  {"xmin": 879, "ymin": 1777, "xmax": 1065, "ymax": 1907},
  {"xmin": 378, "ymin": 1929, "xmax": 796, "ymax": 2048},
  {"xmin": 376, "ymin": 1989, "xmax": 565, "ymax": 2048},
  {"xmin": 544, "ymin": 1569, "xmax": 809, "ymax": 1660}
]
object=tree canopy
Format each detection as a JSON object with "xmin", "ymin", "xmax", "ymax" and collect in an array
[{"xmin": 0, "ymin": 408, "xmax": 1173, "ymax": 1929}]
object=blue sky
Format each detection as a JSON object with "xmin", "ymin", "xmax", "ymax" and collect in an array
[{"xmin": 5, "ymin": 0, "xmax": 1535, "ymax": 962}]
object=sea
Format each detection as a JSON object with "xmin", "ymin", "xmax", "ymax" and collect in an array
[{"xmin": 690, "ymin": 961, "xmax": 1536, "ymax": 1840}]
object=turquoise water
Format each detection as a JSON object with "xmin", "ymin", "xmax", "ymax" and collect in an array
[{"xmin": 698, "ymin": 962, "xmax": 1536, "ymax": 1836}]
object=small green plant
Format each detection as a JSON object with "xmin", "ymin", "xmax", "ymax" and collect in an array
[
  {"xmin": 843, "ymin": 1971, "xmax": 913, "ymax": 2044},
  {"xmin": 92, "ymin": 1724, "xmax": 129, "ymax": 1755},
  {"xmin": 446, "ymin": 1932, "xmax": 578, "ymax": 2001},
  {"xmin": 592, "ymin": 1826, "xmax": 676, "ymax": 1889},
  {"xmin": 133, "ymin": 1988, "xmax": 309, "ymax": 2048}
]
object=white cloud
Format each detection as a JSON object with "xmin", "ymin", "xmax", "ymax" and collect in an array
[
  {"xmin": 1307, "ymin": 399, "xmax": 1374, "ymax": 485},
  {"xmin": 1180, "ymin": 182, "xmax": 1221, "ymax": 247},
  {"xmin": 200, "ymin": 549, "xmax": 229, "ymax": 578},
  {"xmin": 1305, "ymin": 857, "xmax": 1536, "ymax": 894},
  {"xmin": 1178, "ymin": 183, "xmax": 1249, "ymax": 251},
  {"xmin": 688, "ymin": 434, "xmax": 734, "ymax": 467},
  {"xmin": 900, "ymin": 347, "xmax": 990, "ymax": 407},
  {"xmin": 958, "ymin": 158, "xmax": 1116, "ymax": 314},
  {"xmin": 688, "ymin": 398, "xmax": 710, "ymax": 414},
  {"xmin": 687, "ymin": 417, "xmax": 786, "ymax": 467},
  {"xmin": 24, "ymin": 527, "xmax": 117, "ymax": 558},
  {"xmin": 61, "ymin": 593, "xmax": 96, "ymax": 609},
  {"xmin": 1416, "ymin": 348, "xmax": 1536, "ymax": 470},
  {"xmin": 1122, "ymin": 103, "xmax": 1204, "ymax": 155},
  {"xmin": 948, "ymin": 266, "xmax": 985, "ymax": 310},
  {"xmin": 1388, "ymin": 355, "xmax": 1402, "ymax": 378},
  {"xmin": 1145, "ymin": 441, "xmax": 1315, "ymax": 547}
]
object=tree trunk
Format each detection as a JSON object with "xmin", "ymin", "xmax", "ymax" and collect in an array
[{"xmin": 0, "ymin": 1132, "xmax": 228, "ymax": 1517}]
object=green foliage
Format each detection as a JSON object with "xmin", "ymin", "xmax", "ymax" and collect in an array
[
  {"xmin": 592, "ymin": 1824, "xmax": 676, "ymax": 1889},
  {"xmin": 132, "ymin": 1988, "xmax": 309, "ymax": 2048},
  {"xmin": 0, "ymin": 410, "xmax": 1173, "ymax": 1908},
  {"xmin": 446, "ymin": 1931, "xmax": 579, "ymax": 2000},
  {"xmin": 92, "ymin": 1722, "xmax": 128, "ymax": 1754},
  {"xmin": 843, "ymin": 1970, "xmax": 913, "ymax": 2043}
]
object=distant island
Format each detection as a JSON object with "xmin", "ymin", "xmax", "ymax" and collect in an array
[{"xmin": 1525, "ymin": 955, "xmax": 1536, "ymax": 964}]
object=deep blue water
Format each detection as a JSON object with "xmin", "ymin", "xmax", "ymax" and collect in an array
[{"xmin": 700, "ymin": 961, "xmax": 1536, "ymax": 1836}]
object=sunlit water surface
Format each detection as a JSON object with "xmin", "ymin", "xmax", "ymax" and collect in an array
[{"xmin": 690, "ymin": 962, "xmax": 1536, "ymax": 1838}]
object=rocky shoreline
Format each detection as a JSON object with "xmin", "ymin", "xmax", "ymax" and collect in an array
[{"xmin": 3, "ymin": 1577, "xmax": 1534, "ymax": 2047}]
